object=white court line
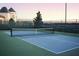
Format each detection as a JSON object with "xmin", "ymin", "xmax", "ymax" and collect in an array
[
  {"xmin": 5, "ymin": 31, "xmax": 79, "ymax": 54},
  {"xmin": 56, "ymin": 46, "xmax": 79, "ymax": 54},
  {"xmin": 17, "ymin": 37, "xmax": 79, "ymax": 54}
]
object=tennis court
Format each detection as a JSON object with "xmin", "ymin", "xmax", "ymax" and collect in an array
[{"xmin": 5, "ymin": 28, "xmax": 79, "ymax": 54}]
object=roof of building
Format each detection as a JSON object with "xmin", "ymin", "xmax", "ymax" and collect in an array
[
  {"xmin": 0, "ymin": 7, "xmax": 9, "ymax": 13},
  {"xmin": 9, "ymin": 8, "xmax": 15, "ymax": 12},
  {"xmin": 0, "ymin": 7, "xmax": 15, "ymax": 13}
]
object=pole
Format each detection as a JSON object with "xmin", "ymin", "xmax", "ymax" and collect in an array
[
  {"xmin": 10, "ymin": 28, "xmax": 12, "ymax": 37},
  {"xmin": 65, "ymin": 3, "xmax": 67, "ymax": 24}
]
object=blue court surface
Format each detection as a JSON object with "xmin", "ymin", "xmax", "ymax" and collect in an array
[{"xmin": 5, "ymin": 31, "xmax": 79, "ymax": 54}]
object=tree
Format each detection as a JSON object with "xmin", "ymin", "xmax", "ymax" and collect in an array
[
  {"xmin": 9, "ymin": 18, "xmax": 15, "ymax": 28},
  {"xmin": 33, "ymin": 11, "xmax": 43, "ymax": 28}
]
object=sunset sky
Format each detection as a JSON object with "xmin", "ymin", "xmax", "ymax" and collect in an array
[{"xmin": 0, "ymin": 3, "xmax": 79, "ymax": 22}]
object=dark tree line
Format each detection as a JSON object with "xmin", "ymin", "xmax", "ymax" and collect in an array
[{"xmin": 8, "ymin": 11, "xmax": 44, "ymax": 28}]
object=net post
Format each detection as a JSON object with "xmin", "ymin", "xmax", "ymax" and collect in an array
[
  {"xmin": 53, "ymin": 28, "xmax": 55, "ymax": 33},
  {"xmin": 10, "ymin": 28, "xmax": 13, "ymax": 37}
]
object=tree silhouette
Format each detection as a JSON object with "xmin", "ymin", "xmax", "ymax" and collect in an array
[
  {"xmin": 33, "ymin": 11, "xmax": 43, "ymax": 28},
  {"xmin": 9, "ymin": 18, "xmax": 15, "ymax": 28}
]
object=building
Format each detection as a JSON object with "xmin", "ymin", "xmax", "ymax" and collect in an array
[{"xmin": 0, "ymin": 7, "xmax": 16, "ymax": 24}]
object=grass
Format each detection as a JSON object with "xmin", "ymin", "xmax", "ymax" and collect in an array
[{"xmin": 0, "ymin": 31, "xmax": 79, "ymax": 56}]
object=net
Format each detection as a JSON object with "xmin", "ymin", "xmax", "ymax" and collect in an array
[{"xmin": 11, "ymin": 28, "xmax": 54, "ymax": 37}]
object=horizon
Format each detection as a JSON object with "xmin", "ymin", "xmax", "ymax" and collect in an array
[{"xmin": 0, "ymin": 3, "xmax": 79, "ymax": 23}]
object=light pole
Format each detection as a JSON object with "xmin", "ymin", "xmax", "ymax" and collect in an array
[{"xmin": 65, "ymin": 3, "xmax": 67, "ymax": 24}]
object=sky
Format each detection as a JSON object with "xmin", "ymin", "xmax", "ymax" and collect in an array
[{"xmin": 0, "ymin": 3, "xmax": 79, "ymax": 22}]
